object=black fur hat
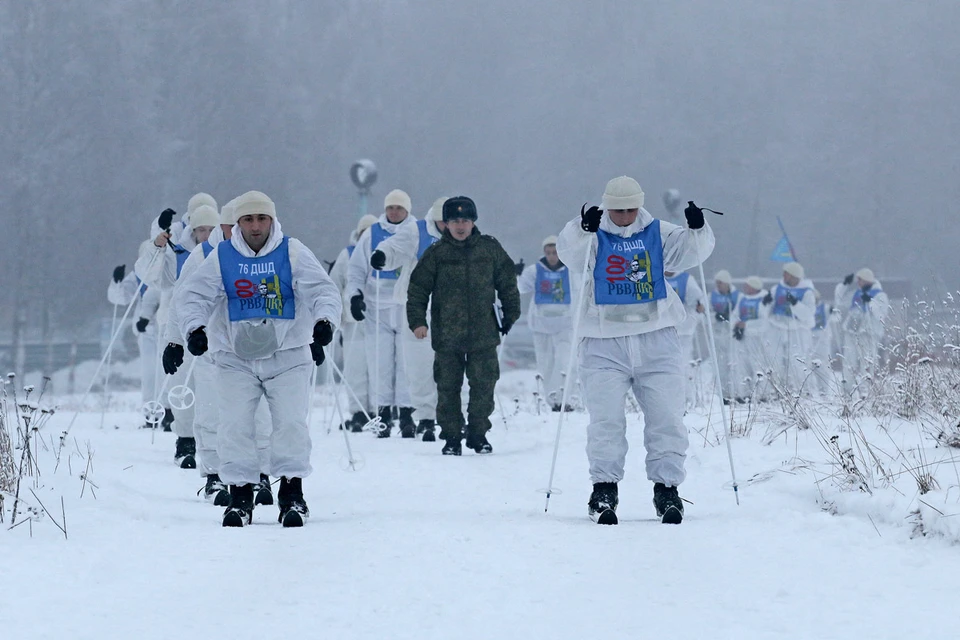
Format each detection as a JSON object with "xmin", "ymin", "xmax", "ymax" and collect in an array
[{"xmin": 442, "ymin": 196, "xmax": 477, "ymax": 222}]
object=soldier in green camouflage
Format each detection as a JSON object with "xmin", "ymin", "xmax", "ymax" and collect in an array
[{"xmin": 406, "ymin": 196, "xmax": 521, "ymax": 455}]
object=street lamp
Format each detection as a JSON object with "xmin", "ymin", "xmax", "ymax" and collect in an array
[{"xmin": 349, "ymin": 159, "xmax": 378, "ymax": 216}]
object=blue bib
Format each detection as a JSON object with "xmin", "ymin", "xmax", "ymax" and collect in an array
[
  {"xmin": 711, "ymin": 289, "xmax": 740, "ymax": 315},
  {"xmin": 416, "ymin": 219, "xmax": 438, "ymax": 259},
  {"xmin": 136, "ymin": 275, "xmax": 147, "ymax": 298},
  {"xmin": 814, "ymin": 302, "xmax": 827, "ymax": 330},
  {"xmin": 593, "ymin": 222, "xmax": 667, "ymax": 305},
  {"xmin": 201, "ymin": 241, "xmax": 214, "ymax": 259},
  {"xmin": 218, "ymin": 237, "xmax": 296, "ymax": 322},
  {"xmin": 535, "ymin": 262, "xmax": 571, "ymax": 305},
  {"xmin": 370, "ymin": 223, "xmax": 399, "ymax": 280},
  {"xmin": 850, "ymin": 284, "xmax": 882, "ymax": 312},
  {"xmin": 346, "ymin": 244, "xmax": 355, "ymax": 258},
  {"xmin": 771, "ymin": 284, "xmax": 809, "ymax": 317},
  {"xmin": 174, "ymin": 244, "xmax": 190, "ymax": 279},
  {"xmin": 665, "ymin": 272, "xmax": 690, "ymax": 303},
  {"xmin": 738, "ymin": 296, "xmax": 762, "ymax": 321}
]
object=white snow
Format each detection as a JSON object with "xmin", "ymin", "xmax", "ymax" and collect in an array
[{"xmin": 4, "ymin": 370, "xmax": 960, "ymax": 640}]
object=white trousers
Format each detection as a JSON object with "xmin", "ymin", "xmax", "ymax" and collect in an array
[
  {"xmin": 711, "ymin": 321, "xmax": 737, "ymax": 399},
  {"xmin": 341, "ymin": 322, "xmax": 371, "ymax": 414},
  {"xmin": 402, "ymin": 327, "xmax": 437, "ymax": 421},
  {"xmin": 533, "ymin": 329, "xmax": 573, "ymax": 406},
  {"xmin": 579, "ymin": 328, "xmax": 688, "ymax": 486},
  {"xmin": 214, "ymin": 346, "xmax": 313, "ymax": 486},
  {"xmin": 138, "ymin": 332, "xmax": 158, "ymax": 405},
  {"xmin": 365, "ymin": 302, "xmax": 410, "ymax": 408},
  {"xmin": 733, "ymin": 332, "xmax": 768, "ymax": 399},
  {"xmin": 768, "ymin": 326, "xmax": 812, "ymax": 394},
  {"xmin": 842, "ymin": 330, "xmax": 881, "ymax": 396},
  {"xmin": 677, "ymin": 331, "xmax": 697, "ymax": 408},
  {"xmin": 808, "ymin": 328, "xmax": 834, "ymax": 396},
  {"xmin": 168, "ymin": 353, "xmax": 195, "ymax": 438}
]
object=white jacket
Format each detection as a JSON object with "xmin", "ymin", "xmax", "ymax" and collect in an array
[
  {"xmin": 164, "ymin": 235, "xmax": 223, "ymax": 344},
  {"xmin": 391, "ymin": 217, "xmax": 442, "ymax": 304},
  {"xmin": 766, "ymin": 278, "xmax": 817, "ymax": 332},
  {"xmin": 346, "ymin": 213, "xmax": 419, "ymax": 307},
  {"xmin": 517, "ymin": 258, "xmax": 579, "ymax": 335},
  {"xmin": 555, "ymin": 208, "xmax": 715, "ymax": 339},
  {"xmin": 329, "ymin": 231, "xmax": 359, "ymax": 326},
  {"xmin": 175, "ymin": 220, "xmax": 341, "ymax": 357},
  {"xmin": 134, "ymin": 218, "xmax": 199, "ymax": 327},
  {"xmin": 670, "ymin": 272, "xmax": 706, "ymax": 338},
  {"xmin": 733, "ymin": 290, "xmax": 771, "ymax": 336},
  {"xmin": 835, "ymin": 280, "xmax": 889, "ymax": 339}
]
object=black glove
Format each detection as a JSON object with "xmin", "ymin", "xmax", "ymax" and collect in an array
[
  {"xmin": 684, "ymin": 201, "xmax": 705, "ymax": 229},
  {"xmin": 860, "ymin": 290, "xmax": 872, "ymax": 303},
  {"xmin": 785, "ymin": 292, "xmax": 798, "ymax": 305},
  {"xmin": 135, "ymin": 317, "xmax": 150, "ymax": 333},
  {"xmin": 514, "ymin": 259, "xmax": 525, "ymax": 277},
  {"xmin": 499, "ymin": 320, "xmax": 513, "ymax": 336},
  {"xmin": 350, "ymin": 293, "xmax": 366, "ymax": 321},
  {"xmin": 580, "ymin": 204, "xmax": 603, "ymax": 233},
  {"xmin": 162, "ymin": 343, "xmax": 184, "ymax": 375},
  {"xmin": 370, "ymin": 250, "xmax": 386, "ymax": 270},
  {"xmin": 187, "ymin": 327, "xmax": 208, "ymax": 356},
  {"xmin": 843, "ymin": 273, "xmax": 855, "ymax": 285},
  {"xmin": 112, "ymin": 265, "xmax": 126, "ymax": 283},
  {"xmin": 762, "ymin": 292, "xmax": 773, "ymax": 305},
  {"xmin": 313, "ymin": 320, "xmax": 334, "ymax": 347},
  {"xmin": 310, "ymin": 342, "xmax": 326, "ymax": 365},
  {"xmin": 714, "ymin": 311, "xmax": 729, "ymax": 323},
  {"xmin": 158, "ymin": 208, "xmax": 176, "ymax": 231},
  {"xmin": 733, "ymin": 325, "xmax": 745, "ymax": 341}
]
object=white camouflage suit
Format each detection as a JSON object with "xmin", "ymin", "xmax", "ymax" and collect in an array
[
  {"xmin": 835, "ymin": 278, "xmax": 890, "ymax": 396},
  {"xmin": 517, "ymin": 257, "xmax": 579, "ymax": 407},
  {"xmin": 731, "ymin": 289, "xmax": 771, "ymax": 399},
  {"xmin": 556, "ymin": 208, "xmax": 714, "ymax": 487},
  {"xmin": 346, "ymin": 212, "xmax": 419, "ymax": 410},
  {"xmin": 764, "ymin": 277, "xmax": 817, "ymax": 394},
  {"xmin": 107, "ymin": 255, "xmax": 161, "ymax": 405},
  {"xmin": 329, "ymin": 228, "xmax": 372, "ymax": 417},
  {"xmin": 665, "ymin": 272, "xmax": 706, "ymax": 408},
  {"xmin": 176, "ymin": 219, "xmax": 341, "ymax": 486}
]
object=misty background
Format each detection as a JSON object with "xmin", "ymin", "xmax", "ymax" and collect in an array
[{"xmin": 3, "ymin": 1, "xmax": 959, "ymax": 370}]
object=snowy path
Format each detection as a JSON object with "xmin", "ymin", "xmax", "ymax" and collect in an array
[{"xmin": 5, "ymin": 372, "xmax": 959, "ymax": 640}]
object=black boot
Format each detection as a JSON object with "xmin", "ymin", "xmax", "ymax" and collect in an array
[
  {"xmin": 652, "ymin": 482, "xmax": 684, "ymax": 524},
  {"xmin": 350, "ymin": 411, "xmax": 367, "ymax": 433},
  {"xmin": 419, "ymin": 419, "xmax": 436, "ymax": 442},
  {"xmin": 465, "ymin": 430, "xmax": 493, "ymax": 454},
  {"xmin": 588, "ymin": 482, "xmax": 619, "ymax": 525},
  {"xmin": 277, "ymin": 476, "xmax": 309, "ymax": 527},
  {"xmin": 201, "ymin": 474, "xmax": 231, "ymax": 507},
  {"xmin": 376, "ymin": 406, "xmax": 393, "ymax": 438},
  {"xmin": 441, "ymin": 438, "xmax": 462, "ymax": 456},
  {"xmin": 161, "ymin": 408, "xmax": 175, "ymax": 432},
  {"xmin": 399, "ymin": 407, "xmax": 416, "ymax": 438},
  {"xmin": 255, "ymin": 473, "xmax": 274, "ymax": 506},
  {"xmin": 174, "ymin": 437, "xmax": 197, "ymax": 469},
  {"xmin": 222, "ymin": 483, "xmax": 254, "ymax": 527}
]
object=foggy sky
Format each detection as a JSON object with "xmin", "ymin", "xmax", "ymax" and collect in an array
[{"xmin": 3, "ymin": 1, "xmax": 959, "ymax": 338}]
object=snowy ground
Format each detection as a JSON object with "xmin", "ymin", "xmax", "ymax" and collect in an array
[{"xmin": 4, "ymin": 369, "xmax": 960, "ymax": 640}]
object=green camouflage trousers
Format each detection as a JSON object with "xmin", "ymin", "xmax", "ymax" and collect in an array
[{"xmin": 433, "ymin": 346, "xmax": 500, "ymax": 441}]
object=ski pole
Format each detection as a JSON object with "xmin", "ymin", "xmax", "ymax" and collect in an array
[
  {"xmin": 166, "ymin": 355, "xmax": 200, "ymax": 410},
  {"xmin": 542, "ymin": 247, "xmax": 592, "ymax": 512},
  {"xmin": 63, "ymin": 249, "xmax": 162, "ymax": 436},
  {"xmin": 375, "ymin": 269, "xmax": 382, "ymax": 431},
  {"xmin": 330, "ymin": 368, "xmax": 360, "ymax": 470},
  {"xmin": 99, "ymin": 301, "xmax": 119, "ymax": 428},
  {"xmin": 328, "ymin": 358, "xmax": 381, "ymax": 432},
  {"xmin": 691, "ymin": 211, "xmax": 740, "ymax": 504}
]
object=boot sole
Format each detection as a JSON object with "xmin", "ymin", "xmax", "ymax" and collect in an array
[
  {"xmin": 660, "ymin": 506, "xmax": 683, "ymax": 525},
  {"xmin": 281, "ymin": 510, "xmax": 307, "ymax": 527},
  {"xmin": 255, "ymin": 490, "xmax": 274, "ymax": 506},
  {"xmin": 177, "ymin": 455, "xmax": 197, "ymax": 470},
  {"xmin": 422, "ymin": 433, "xmax": 436, "ymax": 442},
  {"xmin": 210, "ymin": 491, "xmax": 231, "ymax": 507},
  {"xmin": 590, "ymin": 509, "xmax": 619, "ymax": 525},
  {"xmin": 222, "ymin": 511, "xmax": 250, "ymax": 527}
]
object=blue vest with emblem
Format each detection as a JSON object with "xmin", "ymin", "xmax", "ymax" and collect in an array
[
  {"xmin": 218, "ymin": 237, "xmax": 296, "ymax": 321},
  {"xmin": 771, "ymin": 283, "xmax": 810, "ymax": 317},
  {"xmin": 814, "ymin": 302, "xmax": 827, "ymax": 330},
  {"xmin": 173, "ymin": 245, "xmax": 191, "ymax": 279},
  {"xmin": 136, "ymin": 276, "xmax": 147, "ymax": 298},
  {"xmin": 738, "ymin": 295, "xmax": 762, "ymax": 321},
  {"xmin": 850, "ymin": 284, "xmax": 882, "ymax": 312},
  {"xmin": 370, "ymin": 223, "xmax": 399, "ymax": 280},
  {"xmin": 201, "ymin": 241, "xmax": 214, "ymax": 259},
  {"xmin": 593, "ymin": 221, "xmax": 667, "ymax": 305},
  {"xmin": 535, "ymin": 262, "xmax": 571, "ymax": 305},
  {"xmin": 665, "ymin": 272, "xmax": 690, "ymax": 302},
  {"xmin": 711, "ymin": 289, "xmax": 740, "ymax": 316},
  {"xmin": 416, "ymin": 220, "xmax": 438, "ymax": 259}
]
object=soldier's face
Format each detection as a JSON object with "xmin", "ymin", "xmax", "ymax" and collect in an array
[
  {"xmin": 783, "ymin": 273, "xmax": 800, "ymax": 287},
  {"xmin": 238, "ymin": 215, "xmax": 272, "ymax": 252},
  {"xmin": 608, "ymin": 208, "xmax": 639, "ymax": 227},
  {"xmin": 385, "ymin": 205, "xmax": 408, "ymax": 224},
  {"xmin": 193, "ymin": 225, "xmax": 214, "ymax": 244},
  {"xmin": 543, "ymin": 244, "xmax": 559, "ymax": 267},
  {"xmin": 448, "ymin": 218, "xmax": 474, "ymax": 240},
  {"xmin": 716, "ymin": 281, "xmax": 731, "ymax": 294},
  {"xmin": 220, "ymin": 223, "xmax": 233, "ymax": 239}
]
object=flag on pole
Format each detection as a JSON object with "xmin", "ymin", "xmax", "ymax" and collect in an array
[{"xmin": 769, "ymin": 216, "xmax": 798, "ymax": 262}]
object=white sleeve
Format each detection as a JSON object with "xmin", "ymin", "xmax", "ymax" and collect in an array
[
  {"xmin": 376, "ymin": 219, "xmax": 420, "ymax": 270},
  {"xmin": 291, "ymin": 240, "xmax": 342, "ymax": 331},
  {"xmin": 140, "ymin": 286, "xmax": 161, "ymax": 320},
  {"xmin": 686, "ymin": 276, "xmax": 706, "ymax": 311},
  {"xmin": 329, "ymin": 248, "xmax": 350, "ymax": 292},
  {"xmin": 517, "ymin": 263, "xmax": 537, "ymax": 295},
  {"xmin": 660, "ymin": 219, "xmax": 716, "ymax": 273},
  {"xmin": 346, "ymin": 230, "xmax": 373, "ymax": 299},
  {"xmin": 164, "ymin": 246, "xmax": 206, "ymax": 344},
  {"xmin": 793, "ymin": 289, "xmax": 817, "ymax": 329},
  {"xmin": 135, "ymin": 241, "xmax": 176, "ymax": 290},
  {"xmin": 107, "ymin": 272, "xmax": 138, "ymax": 306},
  {"xmin": 556, "ymin": 218, "xmax": 595, "ymax": 275},
  {"xmin": 175, "ymin": 247, "xmax": 225, "ymax": 340},
  {"xmin": 869, "ymin": 290, "xmax": 890, "ymax": 325}
]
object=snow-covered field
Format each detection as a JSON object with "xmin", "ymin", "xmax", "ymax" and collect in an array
[{"xmin": 4, "ymin": 369, "xmax": 960, "ymax": 640}]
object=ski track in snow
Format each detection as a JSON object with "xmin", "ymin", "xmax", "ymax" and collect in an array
[{"xmin": 4, "ymin": 370, "xmax": 960, "ymax": 640}]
